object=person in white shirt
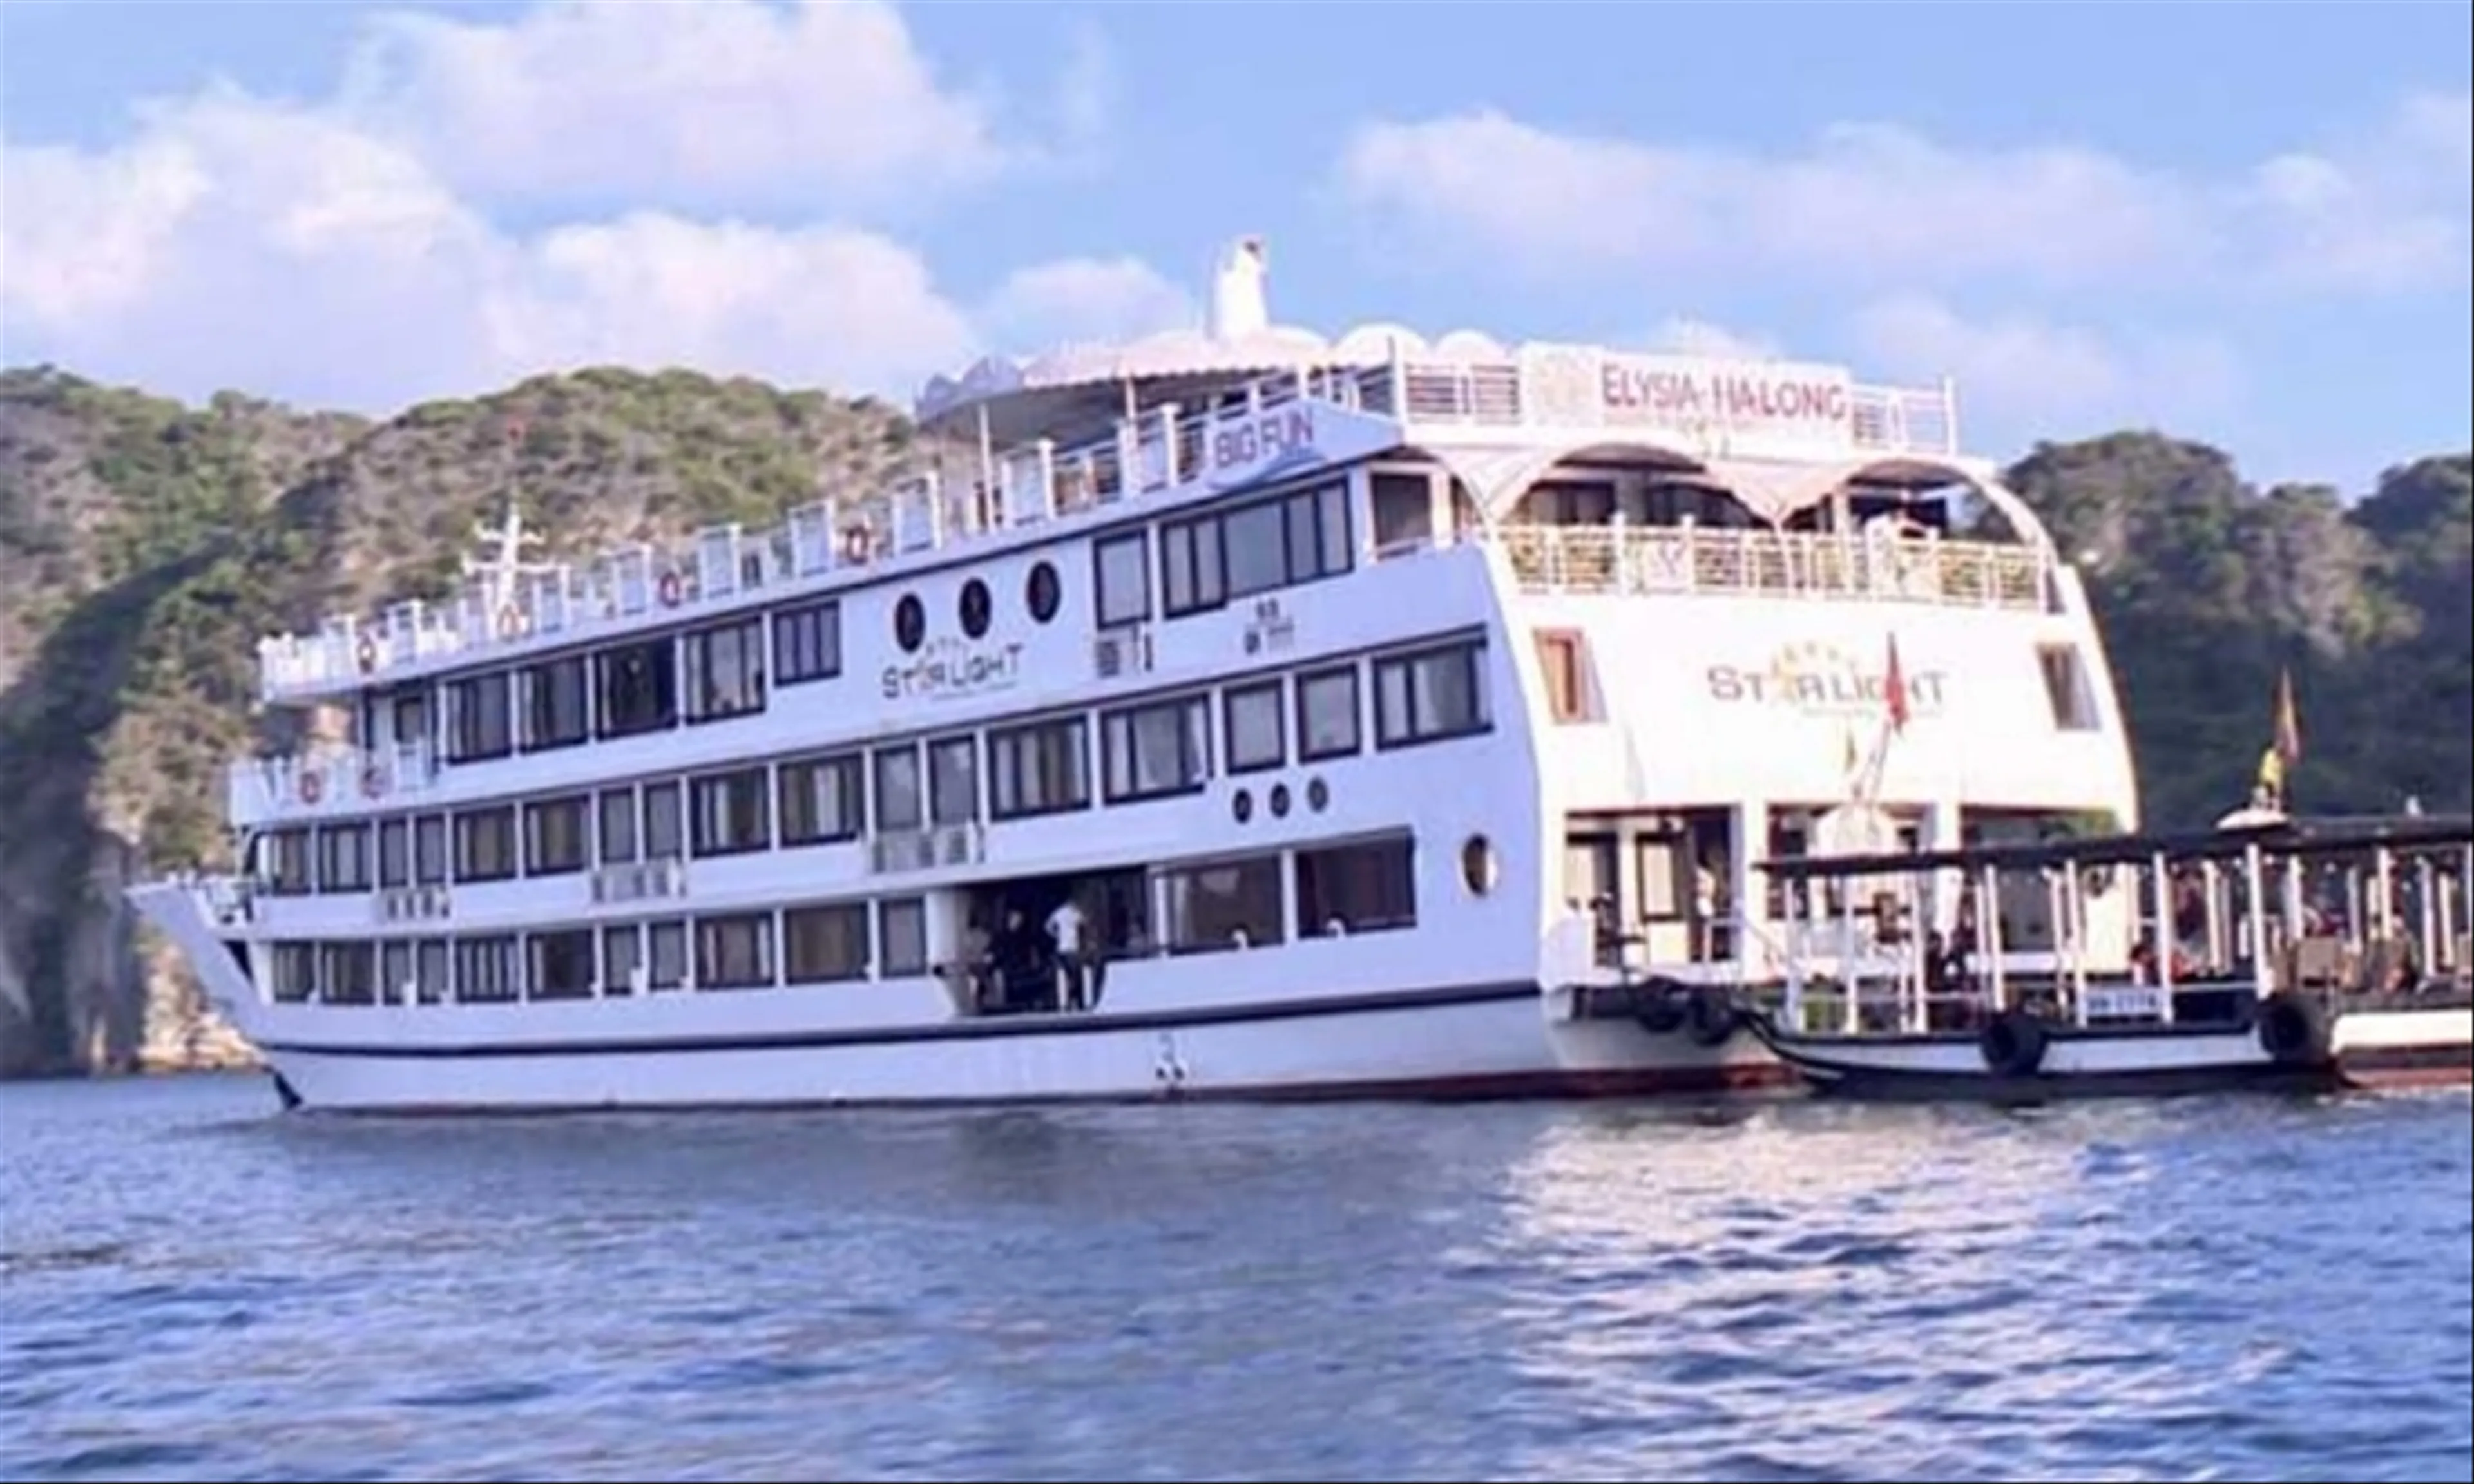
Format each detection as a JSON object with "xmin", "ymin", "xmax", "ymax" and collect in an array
[{"xmin": 1047, "ymin": 896, "xmax": 1093, "ymax": 1011}]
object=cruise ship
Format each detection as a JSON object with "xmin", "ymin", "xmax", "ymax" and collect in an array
[{"xmin": 128, "ymin": 238, "xmax": 2143, "ymax": 1114}]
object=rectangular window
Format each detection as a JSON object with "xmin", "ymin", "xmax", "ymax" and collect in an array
[
  {"xmin": 1161, "ymin": 514, "xmax": 1224, "ymax": 616},
  {"xmin": 1093, "ymin": 531, "xmax": 1151, "ymax": 627},
  {"xmin": 595, "ymin": 638, "xmax": 678, "ymax": 739},
  {"xmin": 689, "ymin": 767, "xmax": 771, "ymax": 858},
  {"xmin": 445, "ymin": 672, "xmax": 513, "ymax": 763},
  {"xmin": 1535, "ymin": 630, "xmax": 1588, "ymax": 723},
  {"xmin": 319, "ymin": 942, "xmax": 378, "ymax": 1005},
  {"xmin": 524, "ymin": 795, "xmax": 590, "ymax": 875},
  {"xmin": 774, "ymin": 599, "xmax": 841, "ymax": 685},
  {"xmin": 647, "ymin": 919, "xmax": 687, "ymax": 990},
  {"xmin": 684, "ymin": 616, "xmax": 767, "ymax": 723},
  {"xmin": 521, "ymin": 654, "xmax": 590, "ymax": 751},
  {"xmin": 1374, "ymin": 641, "xmax": 1490, "ymax": 748},
  {"xmin": 390, "ymin": 689, "xmax": 428, "ymax": 754},
  {"xmin": 526, "ymin": 928, "xmax": 596, "ymax": 1000},
  {"xmin": 1297, "ymin": 665, "xmax": 1362, "ymax": 760},
  {"xmin": 601, "ymin": 924, "xmax": 642, "ymax": 996},
  {"xmin": 987, "ymin": 716, "xmax": 1090, "ymax": 820},
  {"xmin": 1222, "ymin": 498, "xmax": 1289, "ymax": 599},
  {"xmin": 452, "ymin": 806, "xmax": 517, "ymax": 882},
  {"xmin": 1158, "ymin": 855, "xmax": 1285, "ymax": 953},
  {"xmin": 1101, "ymin": 694, "xmax": 1211, "ymax": 802},
  {"xmin": 783, "ymin": 903, "xmax": 870, "ymax": 984},
  {"xmin": 643, "ymin": 781, "xmax": 683, "ymax": 861},
  {"xmin": 779, "ymin": 753, "xmax": 865, "ymax": 845},
  {"xmin": 597, "ymin": 787, "xmax": 638, "ymax": 865},
  {"xmin": 270, "ymin": 942, "xmax": 317, "ymax": 1002},
  {"xmin": 879, "ymin": 897, "xmax": 928, "ymax": 977},
  {"xmin": 874, "ymin": 745, "xmax": 923, "ymax": 833},
  {"xmin": 695, "ymin": 913, "xmax": 775, "ymax": 989},
  {"xmin": 414, "ymin": 938, "xmax": 450, "ymax": 1004},
  {"xmin": 453, "ymin": 935, "xmax": 519, "ymax": 1002},
  {"xmin": 1223, "ymin": 680, "xmax": 1285, "ymax": 774},
  {"xmin": 2037, "ymin": 643, "xmax": 2100, "ymax": 731},
  {"xmin": 928, "ymin": 735, "xmax": 978, "ymax": 826},
  {"xmin": 381, "ymin": 940, "xmax": 413, "ymax": 1004},
  {"xmin": 263, "ymin": 830, "xmax": 312, "ymax": 895},
  {"xmin": 1369, "ymin": 470, "xmax": 1434, "ymax": 554},
  {"xmin": 316, "ymin": 824, "xmax": 370, "ymax": 893},
  {"xmin": 413, "ymin": 815, "xmax": 448, "ymax": 886},
  {"xmin": 377, "ymin": 819, "xmax": 410, "ymax": 889},
  {"xmin": 1296, "ymin": 835, "xmax": 1418, "ymax": 937}
]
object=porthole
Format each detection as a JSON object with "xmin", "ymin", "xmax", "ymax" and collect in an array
[
  {"xmin": 1306, "ymin": 777, "xmax": 1330, "ymax": 812},
  {"xmin": 894, "ymin": 593, "xmax": 926, "ymax": 652},
  {"xmin": 1269, "ymin": 783, "xmax": 1292, "ymax": 818},
  {"xmin": 1026, "ymin": 562, "xmax": 1062, "ymax": 624},
  {"xmin": 959, "ymin": 578, "xmax": 992, "ymax": 640},
  {"xmin": 1233, "ymin": 789, "xmax": 1254, "ymax": 824},
  {"xmin": 1460, "ymin": 835, "xmax": 1498, "ymax": 897}
]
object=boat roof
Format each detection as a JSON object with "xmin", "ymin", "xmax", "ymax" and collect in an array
[{"xmin": 1758, "ymin": 812, "xmax": 2474, "ymax": 880}]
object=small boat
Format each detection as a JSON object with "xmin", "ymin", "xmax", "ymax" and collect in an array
[{"xmin": 1739, "ymin": 809, "xmax": 2473, "ymax": 1101}]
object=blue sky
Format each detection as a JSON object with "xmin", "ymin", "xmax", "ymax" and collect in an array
[{"xmin": 3, "ymin": 0, "xmax": 2467, "ymax": 491}]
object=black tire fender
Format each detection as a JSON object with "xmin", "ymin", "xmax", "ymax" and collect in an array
[{"xmin": 1978, "ymin": 1010, "xmax": 2049, "ymax": 1078}]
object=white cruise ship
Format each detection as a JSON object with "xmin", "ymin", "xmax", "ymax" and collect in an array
[{"xmin": 128, "ymin": 238, "xmax": 2143, "ymax": 1114}]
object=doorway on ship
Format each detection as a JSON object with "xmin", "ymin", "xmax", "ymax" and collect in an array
[{"xmin": 960, "ymin": 866, "xmax": 1150, "ymax": 1016}]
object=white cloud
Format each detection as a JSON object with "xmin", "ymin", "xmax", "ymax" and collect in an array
[
  {"xmin": 1337, "ymin": 91, "xmax": 2472, "ymax": 296},
  {"xmin": 1850, "ymin": 294, "xmax": 2240, "ymax": 433},
  {"xmin": 1647, "ymin": 317, "xmax": 1782, "ymax": 361},
  {"xmin": 0, "ymin": 3, "xmax": 1165, "ymax": 413}
]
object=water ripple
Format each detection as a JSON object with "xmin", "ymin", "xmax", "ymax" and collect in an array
[{"xmin": 1, "ymin": 1074, "xmax": 2466, "ymax": 1481}]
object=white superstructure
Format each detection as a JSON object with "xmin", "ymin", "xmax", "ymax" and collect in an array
[{"xmin": 128, "ymin": 238, "xmax": 2142, "ymax": 1113}]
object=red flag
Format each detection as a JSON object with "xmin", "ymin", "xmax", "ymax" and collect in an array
[{"xmin": 1884, "ymin": 634, "xmax": 1911, "ymax": 734}]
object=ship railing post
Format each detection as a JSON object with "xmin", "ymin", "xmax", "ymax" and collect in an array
[
  {"xmin": 2242, "ymin": 842, "xmax": 2270, "ymax": 994},
  {"xmin": 1979, "ymin": 863, "xmax": 2008, "ymax": 1013}
]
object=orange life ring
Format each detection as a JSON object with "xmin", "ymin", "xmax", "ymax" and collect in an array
[
  {"xmin": 355, "ymin": 635, "xmax": 379, "ymax": 674},
  {"xmin": 657, "ymin": 570, "xmax": 685, "ymax": 607},
  {"xmin": 299, "ymin": 772, "xmax": 323, "ymax": 805}
]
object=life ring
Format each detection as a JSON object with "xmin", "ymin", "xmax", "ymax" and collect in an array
[
  {"xmin": 2255, "ymin": 991, "xmax": 2332, "ymax": 1066},
  {"xmin": 1683, "ymin": 984, "xmax": 1741, "ymax": 1048},
  {"xmin": 360, "ymin": 765, "xmax": 387, "ymax": 799},
  {"xmin": 1978, "ymin": 1009, "xmax": 2048, "ymax": 1078},
  {"xmin": 1633, "ymin": 976, "xmax": 1688, "ymax": 1036},
  {"xmin": 354, "ymin": 635, "xmax": 379, "ymax": 674},
  {"xmin": 298, "ymin": 772, "xmax": 323, "ymax": 805},
  {"xmin": 657, "ymin": 570, "xmax": 684, "ymax": 607}
]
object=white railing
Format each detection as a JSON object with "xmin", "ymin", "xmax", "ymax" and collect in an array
[
  {"xmin": 254, "ymin": 354, "xmax": 1964, "ymax": 700},
  {"xmin": 1481, "ymin": 524, "xmax": 2049, "ymax": 610},
  {"xmin": 228, "ymin": 737, "xmax": 441, "ymax": 821}
]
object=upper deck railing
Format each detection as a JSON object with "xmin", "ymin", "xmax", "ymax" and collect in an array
[
  {"xmin": 256, "ymin": 350, "xmax": 1965, "ymax": 701},
  {"xmin": 1479, "ymin": 522, "xmax": 2049, "ymax": 610}
]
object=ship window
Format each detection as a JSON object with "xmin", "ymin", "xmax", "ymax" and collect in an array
[
  {"xmin": 527, "ymin": 929, "xmax": 596, "ymax": 1000},
  {"xmin": 1094, "ymin": 531, "xmax": 1151, "ymax": 627},
  {"xmin": 524, "ymin": 795, "xmax": 590, "ymax": 875},
  {"xmin": 988, "ymin": 716, "xmax": 1091, "ymax": 820},
  {"xmin": 390, "ymin": 689, "xmax": 428, "ymax": 753},
  {"xmin": 1224, "ymin": 679, "xmax": 1285, "ymax": 774},
  {"xmin": 597, "ymin": 787, "xmax": 638, "ymax": 865},
  {"xmin": 1297, "ymin": 835, "xmax": 1417, "ymax": 936},
  {"xmin": 2038, "ymin": 643, "xmax": 2100, "ymax": 731},
  {"xmin": 689, "ymin": 767, "xmax": 771, "ymax": 857},
  {"xmin": 521, "ymin": 654, "xmax": 590, "ymax": 751},
  {"xmin": 774, "ymin": 598, "xmax": 841, "ymax": 686},
  {"xmin": 928, "ymin": 734, "xmax": 978, "ymax": 826},
  {"xmin": 1375, "ymin": 640, "xmax": 1490, "ymax": 749},
  {"xmin": 874, "ymin": 745, "xmax": 923, "ymax": 833},
  {"xmin": 1535, "ymin": 630, "xmax": 1589, "ymax": 723},
  {"xmin": 377, "ymin": 819, "xmax": 410, "ymax": 888},
  {"xmin": 1101, "ymin": 694, "xmax": 1211, "ymax": 803},
  {"xmin": 320, "ymin": 942, "xmax": 377, "ymax": 1005},
  {"xmin": 270, "ymin": 942, "xmax": 317, "ymax": 1002},
  {"xmin": 695, "ymin": 912, "xmax": 776, "ymax": 989},
  {"xmin": 315, "ymin": 824, "xmax": 370, "ymax": 893},
  {"xmin": 1370, "ymin": 471, "xmax": 1433, "ymax": 555},
  {"xmin": 414, "ymin": 814, "xmax": 448, "ymax": 885},
  {"xmin": 1160, "ymin": 517, "xmax": 1224, "ymax": 616},
  {"xmin": 783, "ymin": 904, "xmax": 870, "ymax": 984},
  {"xmin": 415, "ymin": 939, "xmax": 449, "ymax": 1003},
  {"xmin": 601, "ymin": 924, "xmax": 641, "ymax": 996},
  {"xmin": 880, "ymin": 898, "xmax": 928, "ymax": 976},
  {"xmin": 1296, "ymin": 665, "xmax": 1361, "ymax": 761},
  {"xmin": 445, "ymin": 671, "xmax": 513, "ymax": 762},
  {"xmin": 263, "ymin": 830, "xmax": 312, "ymax": 895},
  {"xmin": 780, "ymin": 753, "xmax": 865, "ymax": 844},
  {"xmin": 1026, "ymin": 562, "xmax": 1062, "ymax": 625},
  {"xmin": 452, "ymin": 806, "xmax": 517, "ymax": 882},
  {"xmin": 596, "ymin": 638, "xmax": 678, "ymax": 739},
  {"xmin": 684, "ymin": 616, "xmax": 767, "ymax": 723},
  {"xmin": 643, "ymin": 781, "xmax": 683, "ymax": 861},
  {"xmin": 1223, "ymin": 499, "xmax": 1289, "ymax": 598},
  {"xmin": 454, "ymin": 935, "xmax": 519, "ymax": 1003},
  {"xmin": 1158, "ymin": 854, "xmax": 1285, "ymax": 953},
  {"xmin": 647, "ymin": 919, "xmax": 687, "ymax": 991}
]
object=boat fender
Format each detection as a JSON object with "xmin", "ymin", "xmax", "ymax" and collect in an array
[
  {"xmin": 1978, "ymin": 1011, "xmax": 2048, "ymax": 1078},
  {"xmin": 2255, "ymin": 991, "xmax": 2332, "ymax": 1066},
  {"xmin": 1683, "ymin": 984, "xmax": 1740, "ymax": 1048},
  {"xmin": 1635, "ymin": 977, "xmax": 1687, "ymax": 1036}
]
